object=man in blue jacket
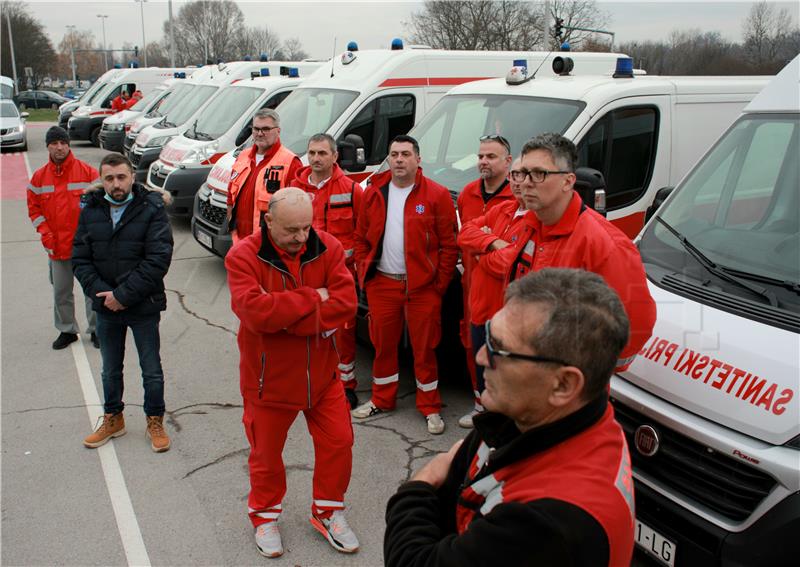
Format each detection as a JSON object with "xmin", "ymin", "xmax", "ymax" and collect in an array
[{"xmin": 73, "ymin": 152, "xmax": 174, "ymax": 452}]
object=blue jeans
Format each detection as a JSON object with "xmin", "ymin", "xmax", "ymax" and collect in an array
[{"xmin": 97, "ymin": 312, "xmax": 165, "ymax": 417}]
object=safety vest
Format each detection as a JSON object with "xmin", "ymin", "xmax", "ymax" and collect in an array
[{"xmin": 229, "ymin": 144, "xmax": 297, "ymax": 241}]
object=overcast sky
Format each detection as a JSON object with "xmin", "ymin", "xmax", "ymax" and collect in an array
[{"xmin": 26, "ymin": 0, "xmax": 800, "ymax": 60}]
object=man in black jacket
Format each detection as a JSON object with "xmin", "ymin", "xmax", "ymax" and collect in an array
[
  {"xmin": 73, "ymin": 152, "xmax": 174, "ymax": 452},
  {"xmin": 384, "ymin": 268, "xmax": 637, "ymax": 567}
]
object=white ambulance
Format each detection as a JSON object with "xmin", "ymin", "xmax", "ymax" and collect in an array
[
  {"xmin": 146, "ymin": 65, "xmax": 321, "ymax": 217},
  {"xmin": 192, "ymin": 43, "xmax": 626, "ymax": 256},
  {"xmin": 127, "ymin": 61, "xmax": 320, "ymax": 184},
  {"xmin": 67, "ymin": 67, "xmax": 187, "ymax": 146},
  {"xmin": 397, "ymin": 57, "xmax": 769, "ymax": 238},
  {"xmin": 611, "ymin": 55, "xmax": 799, "ymax": 567},
  {"xmin": 58, "ymin": 68, "xmax": 122, "ymax": 130},
  {"xmin": 99, "ymin": 80, "xmax": 178, "ymax": 152}
]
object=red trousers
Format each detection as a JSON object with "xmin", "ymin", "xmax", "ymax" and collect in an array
[
  {"xmin": 243, "ymin": 380, "xmax": 353, "ymax": 527},
  {"xmin": 365, "ymin": 273, "xmax": 442, "ymax": 416},
  {"xmin": 335, "ymin": 318, "xmax": 357, "ymax": 392}
]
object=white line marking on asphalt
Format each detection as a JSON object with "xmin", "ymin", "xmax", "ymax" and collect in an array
[
  {"xmin": 22, "ymin": 150, "xmax": 32, "ymax": 178},
  {"xmin": 71, "ymin": 340, "xmax": 152, "ymax": 567}
]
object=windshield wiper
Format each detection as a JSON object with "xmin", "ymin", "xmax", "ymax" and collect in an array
[
  {"xmin": 654, "ymin": 215, "xmax": 780, "ymax": 307},
  {"xmin": 160, "ymin": 120, "xmax": 176, "ymax": 128},
  {"xmin": 716, "ymin": 266, "xmax": 800, "ymax": 295},
  {"xmin": 189, "ymin": 119, "xmax": 213, "ymax": 141}
]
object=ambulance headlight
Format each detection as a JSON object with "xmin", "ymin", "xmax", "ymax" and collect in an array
[{"xmin": 146, "ymin": 136, "xmax": 172, "ymax": 148}]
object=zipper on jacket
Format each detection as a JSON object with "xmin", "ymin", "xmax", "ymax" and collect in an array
[
  {"xmin": 425, "ymin": 231, "xmax": 436, "ymax": 272},
  {"xmin": 298, "ymin": 257, "xmax": 322, "ymax": 409},
  {"xmin": 258, "ymin": 352, "xmax": 266, "ymax": 398}
]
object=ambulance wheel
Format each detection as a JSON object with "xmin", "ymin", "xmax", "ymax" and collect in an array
[{"xmin": 90, "ymin": 126, "xmax": 100, "ymax": 147}]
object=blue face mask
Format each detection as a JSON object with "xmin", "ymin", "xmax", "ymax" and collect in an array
[{"xmin": 104, "ymin": 191, "xmax": 133, "ymax": 205}]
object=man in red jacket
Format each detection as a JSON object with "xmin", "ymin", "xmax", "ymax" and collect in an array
[
  {"xmin": 110, "ymin": 90, "xmax": 131, "ymax": 113},
  {"xmin": 456, "ymin": 135, "xmax": 515, "ymax": 426},
  {"xmin": 225, "ymin": 187, "xmax": 360, "ymax": 558},
  {"xmin": 352, "ymin": 135, "xmax": 459, "ymax": 435},
  {"xmin": 27, "ymin": 126, "xmax": 99, "ymax": 350},
  {"xmin": 290, "ymin": 133, "xmax": 362, "ymax": 409},
  {"xmin": 502, "ymin": 133, "xmax": 656, "ymax": 370}
]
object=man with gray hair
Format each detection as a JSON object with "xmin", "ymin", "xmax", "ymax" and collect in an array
[
  {"xmin": 385, "ymin": 268, "xmax": 636, "ymax": 566},
  {"xmin": 226, "ymin": 108, "xmax": 302, "ymax": 243}
]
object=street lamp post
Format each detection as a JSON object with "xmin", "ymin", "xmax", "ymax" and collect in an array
[
  {"xmin": 66, "ymin": 25, "xmax": 77, "ymax": 86},
  {"xmin": 6, "ymin": 13, "xmax": 19, "ymax": 94},
  {"xmin": 134, "ymin": 0, "xmax": 148, "ymax": 66},
  {"xmin": 168, "ymin": 0, "xmax": 175, "ymax": 67},
  {"xmin": 96, "ymin": 14, "xmax": 109, "ymax": 71}
]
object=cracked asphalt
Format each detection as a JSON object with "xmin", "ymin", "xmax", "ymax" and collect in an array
[{"xmin": 1, "ymin": 125, "xmax": 474, "ymax": 566}]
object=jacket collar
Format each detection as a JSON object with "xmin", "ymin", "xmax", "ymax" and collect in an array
[
  {"xmin": 367, "ymin": 166, "xmax": 425, "ymax": 193},
  {"xmin": 256, "ymin": 224, "xmax": 327, "ymax": 272},
  {"xmin": 526, "ymin": 191, "xmax": 584, "ymax": 240},
  {"xmin": 88, "ymin": 182, "xmax": 148, "ymax": 206},
  {"xmin": 473, "ymin": 393, "xmax": 608, "ymax": 472},
  {"xmin": 294, "ymin": 163, "xmax": 346, "ymax": 189},
  {"xmin": 48, "ymin": 151, "xmax": 75, "ymax": 176}
]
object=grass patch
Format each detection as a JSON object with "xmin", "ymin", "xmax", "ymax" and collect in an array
[{"xmin": 22, "ymin": 109, "xmax": 58, "ymax": 122}]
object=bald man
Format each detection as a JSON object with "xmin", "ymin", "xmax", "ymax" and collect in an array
[{"xmin": 225, "ymin": 188, "xmax": 360, "ymax": 558}]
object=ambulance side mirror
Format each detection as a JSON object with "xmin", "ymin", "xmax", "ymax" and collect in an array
[
  {"xmin": 235, "ymin": 125, "xmax": 251, "ymax": 147},
  {"xmin": 337, "ymin": 134, "xmax": 367, "ymax": 172},
  {"xmin": 574, "ymin": 167, "xmax": 607, "ymax": 216},
  {"xmin": 645, "ymin": 186, "xmax": 675, "ymax": 224}
]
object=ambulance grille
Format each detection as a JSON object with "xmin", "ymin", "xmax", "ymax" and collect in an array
[
  {"xmin": 199, "ymin": 198, "xmax": 225, "ymax": 227},
  {"xmin": 129, "ymin": 151, "xmax": 141, "ymax": 167},
  {"xmin": 610, "ymin": 399, "xmax": 777, "ymax": 522}
]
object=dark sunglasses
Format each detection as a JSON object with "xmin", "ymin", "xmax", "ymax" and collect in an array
[
  {"xmin": 484, "ymin": 319, "xmax": 571, "ymax": 369},
  {"xmin": 479, "ymin": 134, "xmax": 511, "ymax": 153}
]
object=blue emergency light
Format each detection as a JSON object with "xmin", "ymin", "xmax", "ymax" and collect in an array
[
  {"xmin": 613, "ymin": 57, "xmax": 634, "ymax": 78},
  {"xmin": 261, "ymin": 68, "xmax": 270, "ymax": 76},
  {"xmin": 260, "ymin": 53, "xmax": 269, "ymax": 62},
  {"xmin": 391, "ymin": 38, "xmax": 403, "ymax": 50},
  {"xmin": 243, "ymin": 55, "xmax": 252, "ymax": 61},
  {"xmin": 347, "ymin": 41, "xmax": 359, "ymax": 52},
  {"xmin": 288, "ymin": 67, "xmax": 299, "ymax": 78}
]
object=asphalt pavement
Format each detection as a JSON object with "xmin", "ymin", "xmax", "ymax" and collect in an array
[{"xmin": 1, "ymin": 125, "xmax": 474, "ymax": 566}]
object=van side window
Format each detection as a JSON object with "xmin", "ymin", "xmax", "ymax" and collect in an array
[
  {"xmin": 261, "ymin": 91, "xmax": 290, "ymax": 111},
  {"xmin": 101, "ymin": 86, "xmax": 122, "ymax": 109},
  {"xmin": 342, "ymin": 95, "xmax": 415, "ymax": 165},
  {"xmin": 577, "ymin": 106, "xmax": 658, "ymax": 210}
]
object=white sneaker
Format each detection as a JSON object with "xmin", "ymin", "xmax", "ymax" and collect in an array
[
  {"xmin": 310, "ymin": 509, "xmax": 360, "ymax": 553},
  {"xmin": 352, "ymin": 399, "xmax": 383, "ymax": 419},
  {"xmin": 254, "ymin": 522, "xmax": 283, "ymax": 558},
  {"xmin": 458, "ymin": 409, "xmax": 481, "ymax": 429},
  {"xmin": 426, "ymin": 413, "xmax": 445, "ymax": 435}
]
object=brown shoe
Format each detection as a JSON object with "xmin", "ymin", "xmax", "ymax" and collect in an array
[
  {"xmin": 146, "ymin": 416, "xmax": 171, "ymax": 453},
  {"xmin": 84, "ymin": 412, "xmax": 126, "ymax": 448}
]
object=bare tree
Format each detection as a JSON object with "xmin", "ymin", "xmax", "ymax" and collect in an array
[
  {"xmin": 1, "ymin": 1, "xmax": 57, "ymax": 89},
  {"xmin": 742, "ymin": 0, "xmax": 795, "ymax": 68},
  {"xmin": 235, "ymin": 25, "xmax": 282, "ymax": 60},
  {"xmin": 164, "ymin": 0, "xmax": 245, "ymax": 64},
  {"xmin": 548, "ymin": 0, "xmax": 610, "ymax": 49},
  {"xmin": 57, "ymin": 29, "xmax": 105, "ymax": 83},
  {"xmin": 280, "ymin": 38, "xmax": 309, "ymax": 61}
]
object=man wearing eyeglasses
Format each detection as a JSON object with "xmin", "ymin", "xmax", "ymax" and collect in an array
[
  {"xmin": 225, "ymin": 187, "xmax": 360, "ymax": 558},
  {"xmin": 455, "ymin": 135, "xmax": 516, "ymax": 428},
  {"xmin": 385, "ymin": 268, "xmax": 636, "ymax": 567},
  {"xmin": 352, "ymin": 135, "xmax": 458, "ymax": 435},
  {"xmin": 503, "ymin": 132, "xmax": 656, "ymax": 372},
  {"xmin": 226, "ymin": 109, "xmax": 302, "ymax": 243}
]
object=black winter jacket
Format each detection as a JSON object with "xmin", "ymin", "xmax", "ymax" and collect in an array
[{"xmin": 73, "ymin": 183, "xmax": 173, "ymax": 316}]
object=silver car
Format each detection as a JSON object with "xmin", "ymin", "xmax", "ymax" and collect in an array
[{"xmin": 0, "ymin": 100, "xmax": 28, "ymax": 151}]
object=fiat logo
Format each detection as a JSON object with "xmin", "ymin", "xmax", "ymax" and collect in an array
[{"xmin": 634, "ymin": 425, "xmax": 660, "ymax": 457}]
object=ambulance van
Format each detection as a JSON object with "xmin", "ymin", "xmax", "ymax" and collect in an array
[
  {"xmin": 146, "ymin": 66, "xmax": 321, "ymax": 217},
  {"xmin": 398, "ymin": 58, "xmax": 770, "ymax": 237},
  {"xmin": 128, "ymin": 61, "xmax": 319, "ymax": 183},
  {"xmin": 99, "ymin": 80, "xmax": 177, "ymax": 152},
  {"xmin": 192, "ymin": 44, "xmax": 626, "ymax": 256},
  {"xmin": 611, "ymin": 55, "xmax": 799, "ymax": 567},
  {"xmin": 67, "ymin": 67, "xmax": 187, "ymax": 146},
  {"xmin": 58, "ymin": 68, "xmax": 121, "ymax": 129}
]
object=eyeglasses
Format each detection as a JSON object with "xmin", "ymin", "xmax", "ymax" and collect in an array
[
  {"xmin": 253, "ymin": 125, "xmax": 279, "ymax": 134},
  {"xmin": 483, "ymin": 319, "xmax": 571, "ymax": 369},
  {"xmin": 509, "ymin": 168, "xmax": 571, "ymax": 183},
  {"xmin": 479, "ymin": 134, "xmax": 511, "ymax": 153}
]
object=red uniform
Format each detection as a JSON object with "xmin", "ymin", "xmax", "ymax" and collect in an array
[
  {"xmin": 110, "ymin": 95, "xmax": 129, "ymax": 113},
  {"xmin": 291, "ymin": 164, "xmax": 363, "ymax": 392},
  {"xmin": 354, "ymin": 168, "xmax": 458, "ymax": 416},
  {"xmin": 27, "ymin": 151, "xmax": 98, "ymax": 260},
  {"xmin": 227, "ymin": 143, "xmax": 301, "ymax": 242},
  {"xmin": 505, "ymin": 192, "xmax": 657, "ymax": 369},
  {"xmin": 225, "ymin": 227, "xmax": 357, "ymax": 526}
]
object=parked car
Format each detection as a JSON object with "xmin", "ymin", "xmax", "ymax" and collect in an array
[
  {"xmin": 14, "ymin": 90, "xmax": 68, "ymax": 110},
  {"xmin": 0, "ymin": 100, "xmax": 28, "ymax": 151},
  {"xmin": 63, "ymin": 88, "xmax": 87, "ymax": 100}
]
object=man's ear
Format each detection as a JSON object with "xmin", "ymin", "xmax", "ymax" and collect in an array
[{"xmin": 548, "ymin": 366, "xmax": 585, "ymax": 408}]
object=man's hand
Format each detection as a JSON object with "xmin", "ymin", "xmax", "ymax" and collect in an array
[
  {"xmin": 488, "ymin": 239, "xmax": 509, "ymax": 251},
  {"xmin": 96, "ymin": 291, "xmax": 126, "ymax": 311},
  {"xmin": 316, "ymin": 288, "xmax": 330, "ymax": 301},
  {"xmin": 411, "ymin": 439, "xmax": 464, "ymax": 488}
]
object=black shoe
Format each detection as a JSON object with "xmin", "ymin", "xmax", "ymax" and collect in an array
[
  {"xmin": 345, "ymin": 389, "xmax": 359, "ymax": 410},
  {"xmin": 52, "ymin": 332, "xmax": 78, "ymax": 350},
  {"xmin": 90, "ymin": 332, "xmax": 100, "ymax": 349}
]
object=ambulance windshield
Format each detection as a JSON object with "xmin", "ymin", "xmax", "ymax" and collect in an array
[
  {"xmin": 406, "ymin": 94, "xmax": 584, "ymax": 194},
  {"xmin": 639, "ymin": 114, "xmax": 800, "ymax": 312},
  {"xmin": 188, "ymin": 85, "xmax": 264, "ymax": 140},
  {"xmin": 277, "ymin": 87, "xmax": 359, "ymax": 155}
]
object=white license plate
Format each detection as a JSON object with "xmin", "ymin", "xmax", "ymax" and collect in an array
[
  {"xmin": 635, "ymin": 519, "xmax": 676, "ymax": 566},
  {"xmin": 195, "ymin": 229, "xmax": 213, "ymax": 249}
]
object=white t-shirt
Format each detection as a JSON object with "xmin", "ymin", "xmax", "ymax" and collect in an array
[
  {"xmin": 254, "ymin": 153, "xmax": 266, "ymax": 166},
  {"xmin": 377, "ymin": 181, "xmax": 414, "ymax": 274}
]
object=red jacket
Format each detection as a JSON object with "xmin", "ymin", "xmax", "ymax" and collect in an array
[
  {"xmin": 290, "ymin": 163, "xmax": 362, "ymax": 267},
  {"xmin": 27, "ymin": 151, "xmax": 98, "ymax": 260},
  {"xmin": 499, "ymin": 192, "xmax": 656, "ymax": 369},
  {"xmin": 111, "ymin": 95, "xmax": 128, "ymax": 112},
  {"xmin": 457, "ymin": 199, "xmax": 528, "ymax": 325},
  {"xmin": 225, "ymin": 227, "xmax": 357, "ymax": 410},
  {"xmin": 354, "ymin": 168, "xmax": 458, "ymax": 294}
]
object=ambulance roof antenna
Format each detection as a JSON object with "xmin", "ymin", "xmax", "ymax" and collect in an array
[
  {"xmin": 531, "ymin": 47, "xmax": 556, "ymax": 79},
  {"xmin": 330, "ymin": 37, "xmax": 337, "ymax": 78}
]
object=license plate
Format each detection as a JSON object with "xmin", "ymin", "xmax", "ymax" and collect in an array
[
  {"xmin": 195, "ymin": 228, "xmax": 213, "ymax": 249},
  {"xmin": 635, "ymin": 519, "xmax": 676, "ymax": 566}
]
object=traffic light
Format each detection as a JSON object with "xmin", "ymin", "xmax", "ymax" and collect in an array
[
  {"xmin": 554, "ymin": 18, "xmax": 564, "ymax": 39},
  {"xmin": 134, "ymin": 45, "xmax": 139, "ymax": 58}
]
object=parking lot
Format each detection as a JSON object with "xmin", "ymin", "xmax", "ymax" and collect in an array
[{"xmin": 1, "ymin": 124, "xmax": 475, "ymax": 566}]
